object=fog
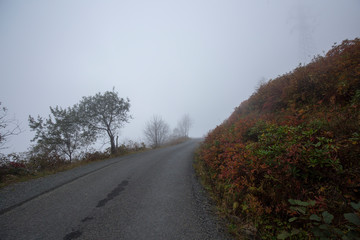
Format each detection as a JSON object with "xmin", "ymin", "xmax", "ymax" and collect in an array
[{"xmin": 1, "ymin": 0, "xmax": 359, "ymax": 153}]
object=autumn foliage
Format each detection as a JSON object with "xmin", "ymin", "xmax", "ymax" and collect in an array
[{"xmin": 197, "ymin": 39, "xmax": 360, "ymax": 238}]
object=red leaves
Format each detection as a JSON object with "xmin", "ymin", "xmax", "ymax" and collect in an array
[
  {"xmin": 9, "ymin": 162, "xmax": 26, "ymax": 169},
  {"xmin": 197, "ymin": 38, "xmax": 360, "ymax": 236}
]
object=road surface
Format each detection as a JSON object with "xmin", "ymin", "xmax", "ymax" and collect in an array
[{"xmin": 0, "ymin": 139, "xmax": 231, "ymax": 240}]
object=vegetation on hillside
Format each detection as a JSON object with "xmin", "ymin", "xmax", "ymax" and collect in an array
[
  {"xmin": 0, "ymin": 89, "xmax": 135, "ymax": 187},
  {"xmin": 1, "ymin": 88, "xmax": 192, "ymax": 187},
  {"xmin": 0, "ymin": 139, "xmax": 147, "ymax": 188},
  {"xmin": 29, "ymin": 89, "xmax": 131, "ymax": 158},
  {"xmin": 196, "ymin": 39, "xmax": 360, "ymax": 239}
]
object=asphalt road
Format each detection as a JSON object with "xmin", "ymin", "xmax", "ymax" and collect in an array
[{"xmin": 0, "ymin": 139, "xmax": 231, "ymax": 240}]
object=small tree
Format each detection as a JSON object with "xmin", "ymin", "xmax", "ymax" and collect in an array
[
  {"xmin": 29, "ymin": 106, "xmax": 93, "ymax": 162},
  {"xmin": 177, "ymin": 114, "xmax": 192, "ymax": 138},
  {"xmin": 144, "ymin": 115, "xmax": 169, "ymax": 148},
  {"xmin": 0, "ymin": 102, "xmax": 21, "ymax": 151},
  {"xmin": 78, "ymin": 89, "xmax": 131, "ymax": 154},
  {"xmin": 171, "ymin": 127, "xmax": 181, "ymax": 139}
]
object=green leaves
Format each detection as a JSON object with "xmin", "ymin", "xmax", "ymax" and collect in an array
[
  {"xmin": 29, "ymin": 105, "xmax": 94, "ymax": 162},
  {"xmin": 290, "ymin": 206, "xmax": 306, "ymax": 215},
  {"xmin": 78, "ymin": 89, "xmax": 131, "ymax": 154},
  {"xmin": 350, "ymin": 201, "xmax": 360, "ymax": 211},
  {"xmin": 29, "ymin": 89, "xmax": 132, "ymax": 160},
  {"xmin": 284, "ymin": 199, "xmax": 360, "ymax": 239},
  {"xmin": 344, "ymin": 213, "xmax": 360, "ymax": 226},
  {"xmin": 288, "ymin": 199, "xmax": 316, "ymax": 207},
  {"xmin": 309, "ymin": 214, "xmax": 321, "ymax": 221},
  {"xmin": 322, "ymin": 211, "xmax": 334, "ymax": 224},
  {"xmin": 196, "ymin": 38, "xmax": 360, "ymax": 240},
  {"xmin": 277, "ymin": 229, "xmax": 300, "ymax": 239},
  {"xmin": 288, "ymin": 199, "xmax": 309, "ymax": 215},
  {"xmin": 277, "ymin": 231, "xmax": 290, "ymax": 239}
]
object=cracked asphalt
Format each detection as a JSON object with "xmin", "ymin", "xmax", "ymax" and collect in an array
[{"xmin": 0, "ymin": 139, "xmax": 232, "ymax": 240}]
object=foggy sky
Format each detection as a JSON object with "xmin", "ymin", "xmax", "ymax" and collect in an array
[{"xmin": 1, "ymin": 0, "xmax": 359, "ymax": 153}]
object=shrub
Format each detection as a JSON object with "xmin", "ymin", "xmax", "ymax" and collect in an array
[{"xmin": 197, "ymin": 38, "xmax": 360, "ymax": 238}]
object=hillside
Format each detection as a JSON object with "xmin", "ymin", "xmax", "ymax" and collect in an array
[{"xmin": 196, "ymin": 38, "xmax": 360, "ymax": 239}]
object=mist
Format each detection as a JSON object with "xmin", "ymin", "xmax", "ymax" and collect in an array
[{"xmin": 0, "ymin": 0, "xmax": 359, "ymax": 153}]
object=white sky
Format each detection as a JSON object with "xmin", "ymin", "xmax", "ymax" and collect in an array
[{"xmin": 1, "ymin": 0, "xmax": 359, "ymax": 153}]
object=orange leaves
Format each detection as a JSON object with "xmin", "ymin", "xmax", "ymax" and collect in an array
[{"xmin": 196, "ymin": 38, "xmax": 360, "ymax": 237}]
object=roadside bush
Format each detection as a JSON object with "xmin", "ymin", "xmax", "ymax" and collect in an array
[
  {"xmin": 0, "ymin": 153, "xmax": 32, "ymax": 183},
  {"xmin": 82, "ymin": 151, "xmax": 110, "ymax": 162},
  {"xmin": 114, "ymin": 140, "xmax": 146, "ymax": 156},
  {"xmin": 197, "ymin": 38, "xmax": 360, "ymax": 238},
  {"xmin": 28, "ymin": 152, "xmax": 68, "ymax": 171},
  {"xmin": 1, "ymin": 140, "xmax": 149, "ymax": 187}
]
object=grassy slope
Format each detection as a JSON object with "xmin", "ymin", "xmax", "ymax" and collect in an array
[{"xmin": 196, "ymin": 39, "xmax": 360, "ymax": 239}]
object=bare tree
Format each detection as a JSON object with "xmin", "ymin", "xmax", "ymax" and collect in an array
[
  {"xmin": 143, "ymin": 115, "xmax": 169, "ymax": 148},
  {"xmin": 0, "ymin": 102, "xmax": 21, "ymax": 151},
  {"xmin": 177, "ymin": 114, "xmax": 192, "ymax": 138},
  {"xmin": 171, "ymin": 127, "xmax": 181, "ymax": 139}
]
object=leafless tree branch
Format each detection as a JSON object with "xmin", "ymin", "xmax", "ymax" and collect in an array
[{"xmin": 0, "ymin": 102, "xmax": 22, "ymax": 150}]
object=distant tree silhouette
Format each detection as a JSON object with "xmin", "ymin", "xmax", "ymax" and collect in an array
[{"xmin": 144, "ymin": 115, "xmax": 169, "ymax": 148}]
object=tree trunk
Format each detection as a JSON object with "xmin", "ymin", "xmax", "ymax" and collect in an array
[{"xmin": 110, "ymin": 135, "xmax": 116, "ymax": 155}]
